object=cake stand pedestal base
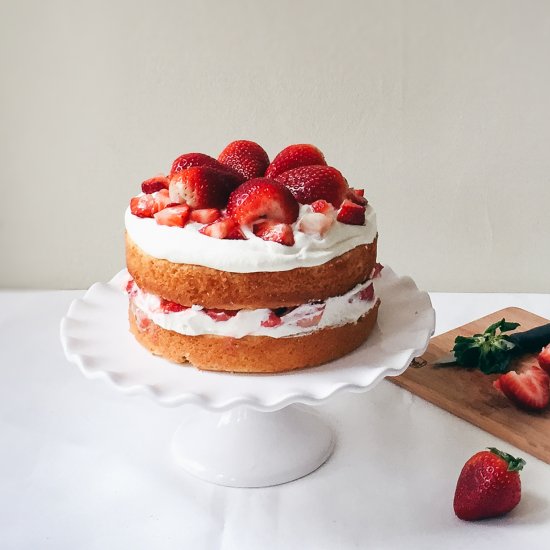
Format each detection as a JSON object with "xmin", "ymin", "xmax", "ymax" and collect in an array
[{"xmin": 171, "ymin": 404, "xmax": 335, "ymax": 488}]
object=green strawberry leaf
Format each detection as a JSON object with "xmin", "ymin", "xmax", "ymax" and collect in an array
[{"xmin": 451, "ymin": 319, "xmax": 520, "ymax": 374}]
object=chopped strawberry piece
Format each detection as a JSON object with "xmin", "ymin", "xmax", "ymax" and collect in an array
[
  {"xmin": 227, "ymin": 178, "xmax": 299, "ymax": 225},
  {"xmin": 130, "ymin": 190, "xmax": 173, "ymax": 218},
  {"xmin": 254, "ymin": 220, "xmax": 295, "ymax": 246},
  {"xmin": 134, "ymin": 308, "xmax": 152, "ymax": 331},
  {"xmin": 265, "ymin": 144, "xmax": 327, "ymax": 179},
  {"xmin": 218, "ymin": 140, "xmax": 270, "ymax": 180},
  {"xmin": 154, "ymin": 204, "xmax": 191, "ymax": 227},
  {"xmin": 297, "ymin": 212, "xmax": 334, "ymax": 237},
  {"xmin": 125, "ymin": 278, "xmax": 135, "ymax": 295},
  {"xmin": 199, "ymin": 217, "xmax": 238, "ymax": 239},
  {"xmin": 295, "ymin": 304, "xmax": 325, "ymax": 328},
  {"xmin": 358, "ymin": 283, "xmax": 374, "ymax": 302},
  {"xmin": 226, "ymin": 225, "xmax": 246, "ymax": 240},
  {"xmin": 337, "ymin": 200, "xmax": 366, "ymax": 225},
  {"xmin": 493, "ymin": 365, "xmax": 550, "ymax": 411},
  {"xmin": 310, "ymin": 199, "xmax": 334, "ymax": 215},
  {"xmin": 141, "ymin": 175, "xmax": 169, "ymax": 194},
  {"xmin": 205, "ymin": 309, "xmax": 238, "ymax": 322},
  {"xmin": 538, "ymin": 344, "xmax": 550, "ymax": 373},
  {"xmin": 346, "ymin": 188, "xmax": 368, "ymax": 206},
  {"xmin": 130, "ymin": 194, "xmax": 156, "ymax": 218},
  {"xmin": 370, "ymin": 262, "xmax": 384, "ymax": 279},
  {"xmin": 189, "ymin": 208, "xmax": 221, "ymax": 224},
  {"xmin": 160, "ymin": 298, "xmax": 188, "ymax": 313},
  {"xmin": 261, "ymin": 311, "xmax": 283, "ymax": 328},
  {"xmin": 275, "ymin": 165, "xmax": 349, "ymax": 207},
  {"xmin": 152, "ymin": 189, "xmax": 172, "ymax": 212}
]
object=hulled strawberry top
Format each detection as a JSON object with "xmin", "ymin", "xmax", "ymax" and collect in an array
[{"xmin": 128, "ymin": 141, "xmax": 371, "ymax": 250}]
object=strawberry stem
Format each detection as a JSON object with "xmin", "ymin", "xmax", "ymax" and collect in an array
[{"xmin": 488, "ymin": 447, "xmax": 526, "ymax": 472}]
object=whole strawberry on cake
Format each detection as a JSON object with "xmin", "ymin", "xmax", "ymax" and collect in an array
[{"xmin": 125, "ymin": 141, "xmax": 382, "ymax": 373}]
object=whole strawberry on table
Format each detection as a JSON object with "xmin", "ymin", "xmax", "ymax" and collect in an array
[{"xmin": 454, "ymin": 448, "xmax": 525, "ymax": 521}]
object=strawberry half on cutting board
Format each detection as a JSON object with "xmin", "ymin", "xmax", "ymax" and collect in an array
[
  {"xmin": 454, "ymin": 448, "xmax": 525, "ymax": 521},
  {"xmin": 493, "ymin": 365, "xmax": 550, "ymax": 411}
]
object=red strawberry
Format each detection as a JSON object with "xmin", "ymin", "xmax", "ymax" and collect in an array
[
  {"xmin": 170, "ymin": 152, "xmax": 245, "ymax": 181},
  {"xmin": 218, "ymin": 140, "xmax": 270, "ymax": 180},
  {"xmin": 130, "ymin": 194, "xmax": 156, "ymax": 218},
  {"xmin": 337, "ymin": 199, "xmax": 366, "ymax": 225},
  {"xmin": 152, "ymin": 189, "xmax": 172, "ymax": 212},
  {"xmin": 370, "ymin": 262, "xmax": 384, "ymax": 279},
  {"xmin": 275, "ymin": 165, "xmax": 349, "ymax": 207},
  {"xmin": 226, "ymin": 225, "xmax": 246, "ymax": 240},
  {"xmin": 199, "ymin": 217, "xmax": 239, "ymax": 239},
  {"xmin": 253, "ymin": 220, "xmax": 295, "ymax": 246},
  {"xmin": 294, "ymin": 304, "xmax": 325, "ymax": 328},
  {"xmin": 354, "ymin": 283, "xmax": 374, "ymax": 302},
  {"xmin": 160, "ymin": 298, "xmax": 188, "ymax": 313},
  {"xmin": 189, "ymin": 208, "xmax": 221, "ymax": 224},
  {"xmin": 537, "ymin": 344, "xmax": 550, "ymax": 373},
  {"xmin": 141, "ymin": 175, "xmax": 169, "ymax": 194},
  {"xmin": 169, "ymin": 166, "xmax": 241, "ymax": 209},
  {"xmin": 297, "ymin": 212, "xmax": 334, "ymax": 237},
  {"xmin": 125, "ymin": 278, "xmax": 136, "ymax": 295},
  {"xmin": 170, "ymin": 152, "xmax": 221, "ymax": 174},
  {"xmin": 493, "ymin": 365, "xmax": 550, "ymax": 411},
  {"xmin": 134, "ymin": 308, "xmax": 152, "ymax": 332},
  {"xmin": 310, "ymin": 199, "xmax": 334, "ymax": 215},
  {"xmin": 154, "ymin": 204, "xmax": 191, "ymax": 227},
  {"xmin": 227, "ymin": 178, "xmax": 299, "ymax": 225},
  {"xmin": 347, "ymin": 187, "xmax": 368, "ymax": 206},
  {"xmin": 265, "ymin": 144, "xmax": 326, "ymax": 179},
  {"xmin": 454, "ymin": 448, "xmax": 525, "ymax": 521},
  {"xmin": 205, "ymin": 309, "xmax": 238, "ymax": 322},
  {"xmin": 261, "ymin": 311, "xmax": 283, "ymax": 328}
]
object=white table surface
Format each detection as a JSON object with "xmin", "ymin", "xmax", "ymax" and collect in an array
[{"xmin": 1, "ymin": 290, "xmax": 550, "ymax": 550}]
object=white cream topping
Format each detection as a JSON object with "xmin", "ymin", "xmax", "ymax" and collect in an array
[
  {"xmin": 125, "ymin": 204, "xmax": 377, "ymax": 273},
  {"xmin": 130, "ymin": 280, "xmax": 377, "ymax": 339}
]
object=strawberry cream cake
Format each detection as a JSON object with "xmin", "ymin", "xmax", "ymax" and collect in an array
[{"xmin": 125, "ymin": 141, "xmax": 381, "ymax": 373}]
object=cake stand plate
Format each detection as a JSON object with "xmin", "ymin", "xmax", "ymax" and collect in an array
[{"xmin": 60, "ymin": 266, "xmax": 435, "ymax": 487}]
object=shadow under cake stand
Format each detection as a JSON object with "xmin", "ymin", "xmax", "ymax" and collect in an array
[{"xmin": 60, "ymin": 267, "xmax": 435, "ymax": 488}]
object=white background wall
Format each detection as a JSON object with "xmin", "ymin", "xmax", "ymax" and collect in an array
[{"xmin": 1, "ymin": 0, "xmax": 549, "ymax": 292}]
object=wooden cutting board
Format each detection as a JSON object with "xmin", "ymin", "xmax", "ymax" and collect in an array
[{"xmin": 390, "ymin": 307, "xmax": 550, "ymax": 464}]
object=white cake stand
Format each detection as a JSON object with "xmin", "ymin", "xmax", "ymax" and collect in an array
[{"xmin": 60, "ymin": 266, "xmax": 435, "ymax": 487}]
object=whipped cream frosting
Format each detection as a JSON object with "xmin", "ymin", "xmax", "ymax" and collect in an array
[
  {"xmin": 125, "ymin": 203, "xmax": 377, "ymax": 273},
  {"xmin": 131, "ymin": 280, "xmax": 377, "ymax": 339}
]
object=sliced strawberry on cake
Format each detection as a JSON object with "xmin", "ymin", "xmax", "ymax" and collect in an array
[
  {"xmin": 265, "ymin": 144, "xmax": 327, "ymax": 179},
  {"xmin": 154, "ymin": 204, "xmax": 191, "ymax": 227},
  {"xmin": 254, "ymin": 220, "xmax": 295, "ymax": 246},
  {"xmin": 141, "ymin": 175, "xmax": 169, "ymax": 194},
  {"xmin": 226, "ymin": 178, "xmax": 300, "ymax": 225},
  {"xmin": 275, "ymin": 165, "xmax": 349, "ymax": 207},
  {"xmin": 337, "ymin": 199, "xmax": 366, "ymax": 225},
  {"xmin": 169, "ymin": 166, "xmax": 241, "ymax": 209},
  {"xmin": 170, "ymin": 152, "xmax": 244, "ymax": 182}
]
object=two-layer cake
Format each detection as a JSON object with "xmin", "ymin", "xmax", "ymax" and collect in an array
[{"xmin": 125, "ymin": 141, "xmax": 381, "ymax": 373}]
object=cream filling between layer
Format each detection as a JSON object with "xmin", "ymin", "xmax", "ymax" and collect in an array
[
  {"xmin": 131, "ymin": 280, "xmax": 377, "ymax": 339},
  {"xmin": 125, "ymin": 204, "xmax": 377, "ymax": 273}
]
